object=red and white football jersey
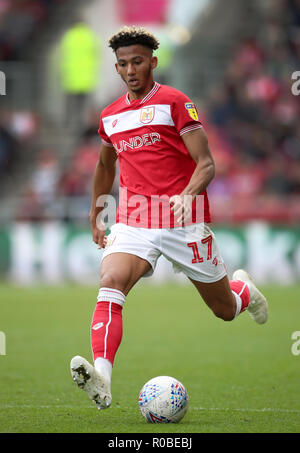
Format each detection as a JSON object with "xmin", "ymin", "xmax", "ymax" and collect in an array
[{"xmin": 98, "ymin": 82, "xmax": 211, "ymax": 228}]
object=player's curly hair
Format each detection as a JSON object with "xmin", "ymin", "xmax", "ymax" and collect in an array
[{"xmin": 108, "ymin": 25, "xmax": 159, "ymax": 52}]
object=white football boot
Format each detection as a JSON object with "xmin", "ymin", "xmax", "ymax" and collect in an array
[
  {"xmin": 232, "ymin": 269, "xmax": 268, "ymax": 324},
  {"xmin": 70, "ymin": 355, "xmax": 112, "ymax": 410}
]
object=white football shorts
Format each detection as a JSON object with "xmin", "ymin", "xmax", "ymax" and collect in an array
[{"xmin": 102, "ymin": 222, "xmax": 227, "ymax": 283}]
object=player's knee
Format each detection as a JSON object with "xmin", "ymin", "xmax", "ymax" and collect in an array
[
  {"xmin": 212, "ymin": 305, "xmax": 235, "ymax": 322},
  {"xmin": 100, "ymin": 272, "xmax": 124, "ymax": 292}
]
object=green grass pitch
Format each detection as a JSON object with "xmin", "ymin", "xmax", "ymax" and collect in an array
[{"xmin": 0, "ymin": 282, "xmax": 299, "ymax": 433}]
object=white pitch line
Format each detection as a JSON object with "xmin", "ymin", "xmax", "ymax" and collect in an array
[
  {"xmin": 192, "ymin": 407, "xmax": 300, "ymax": 414},
  {"xmin": 1, "ymin": 405, "xmax": 300, "ymax": 414}
]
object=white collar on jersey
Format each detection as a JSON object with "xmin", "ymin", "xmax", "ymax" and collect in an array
[{"xmin": 125, "ymin": 81, "xmax": 160, "ymax": 105}]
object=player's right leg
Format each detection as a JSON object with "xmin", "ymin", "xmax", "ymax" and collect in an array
[
  {"xmin": 162, "ymin": 223, "xmax": 268, "ymax": 324},
  {"xmin": 232, "ymin": 269, "xmax": 268, "ymax": 324},
  {"xmin": 71, "ymin": 252, "xmax": 153, "ymax": 410}
]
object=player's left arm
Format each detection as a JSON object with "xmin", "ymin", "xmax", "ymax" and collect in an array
[{"xmin": 170, "ymin": 127, "xmax": 215, "ymax": 223}]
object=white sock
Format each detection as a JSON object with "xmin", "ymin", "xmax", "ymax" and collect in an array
[
  {"xmin": 94, "ymin": 357, "xmax": 112, "ymax": 383},
  {"xmin": 232, "ymin": 291, "xmax": 242, "ymax": 318}
]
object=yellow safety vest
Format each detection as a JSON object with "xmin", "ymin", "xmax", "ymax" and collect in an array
[{"xmin": 60, "ymin": 23, "xmax": 101, "ymax": 93}]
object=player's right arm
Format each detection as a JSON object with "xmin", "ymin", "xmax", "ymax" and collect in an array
[{"xmin": 89, "ymin": 143, "xmax": 117, "ymax": 248}]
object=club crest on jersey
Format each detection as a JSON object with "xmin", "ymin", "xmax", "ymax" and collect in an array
[
  {"xmin": 185, "ymin": 102, "xmax": 198, "ymax": 121},
  {"xmin": 140, "ymin": 106, "xmax": 155, "ymax": 124}
]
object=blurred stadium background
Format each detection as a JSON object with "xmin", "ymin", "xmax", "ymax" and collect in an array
[{"xmin": 0, "ymin": 0, "xmax": 300, "ymax": 287}]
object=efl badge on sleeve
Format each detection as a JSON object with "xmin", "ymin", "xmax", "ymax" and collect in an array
[
  {"xmin": 185, "ymin": 102, "xmax": 198, "ymax": 121},
  {"xmin": 140, "ymin": 106, "xmax": 155, "ymax": 124}
]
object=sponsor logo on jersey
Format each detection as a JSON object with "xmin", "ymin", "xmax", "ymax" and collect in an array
[
  {"xmin": 113, "ymin": 132, "xmax": 161, "ymax": 154},
  {"xmin": 185, "ymin": 102, "xmax": 198, "ymax": 121},
  {"xmin": 112, "ymin": 119, "xmax": 118, "ymax": 128},
  {"xmin": 140, "ymin": 106, "xmax": 155, "ymax": 124}
]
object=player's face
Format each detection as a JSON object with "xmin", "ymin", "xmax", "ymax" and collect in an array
[{"xmin": 115, "ymin": 44, "xmax": 157, "ymax": 98}]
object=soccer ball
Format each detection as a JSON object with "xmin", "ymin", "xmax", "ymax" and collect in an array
[{"xmin": 138, "ymin": 376, "xmax": 189, "ymax": 423}]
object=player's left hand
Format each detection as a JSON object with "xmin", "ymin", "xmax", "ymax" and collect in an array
[{"xmin": 170, "ymin": 194, "xmax": 193, "ymax": 225}]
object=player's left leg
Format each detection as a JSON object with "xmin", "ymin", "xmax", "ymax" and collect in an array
[
  {"xmin": 70, "ymin": 252, "xmax": 152, "ymax": 410},
  {"xmin": 71, "ymin": 223, "xmax": 161, "ymax": 410}
]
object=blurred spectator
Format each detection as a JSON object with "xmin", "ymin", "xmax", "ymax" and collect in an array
[
  {"xmin": 59, "ymin": 161, "xmax": 87, "ymax": 198},
  {"xmin": 81, "ymin": 107, "xmax": 102, "ymax": 143},
  {"xmin": 229, "ymin": 154, "xmax": 266, "ymax": 198},
  {"xmin": 206, "ymin": 0, "xmax": 300, "ymax": 219},
  {"xmin": 207, "ymin": 86, "xmax": 237, "ymax": 127},
  {"xmin": 11, "ymin": 0, "xmax": 300, "ymax": 224},
  {"xmin": 0, "ymin": 0, "xmax": 63, "ymax": 60},
  {"xmin": 288, "ymin": 161, "xmax": 300, "ymax": 194},
  {"xmin": 16, "ymin": 186, "xmax": 46, "ymax": 222},
  {"xmin": 0, "ymin": 109, "xmax": 40, "ymax": 191},
  {"xmin": 30, "ymin": 149, "xmax": 60, "ymax": 204},
  {"xmin": 282, "ymin": 124, "xmax": 300, "ymax": 160},
  {"xmin": 8, "ymin": 111, "xmax": 39, "ymax": 141},
  {"xmin": 16, "ymin": 149, "xmax": 60, "ymax": 221},
  {"xmin": 59, "ymin": 21, "xmax": 102, "ymax": 132},
  {"xmin": 285, "ymin": 0, "xmax": 300, "ymax": 59},
  {"xmin": 0, "ymin": 118, "xmax": 18, "ymax": 176},
  {"xmin": 234, "ymin": 37, "xmax": 265, "ymax": 76},
  {"xmin": 264, "ymin": 156, "xmax": 292, "ymax": 196},
  {"xmin": 59, "ymin": 139, "xmax": 99, "ymax": 198}
]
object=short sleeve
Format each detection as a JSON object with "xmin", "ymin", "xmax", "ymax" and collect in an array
[
  {"xmin": 171, "ymin": 92, "xmax": 202, "ymax": 136},
  {"xmin": 98, "ymin": 115, "xmax": 114, "ymax": 147}
]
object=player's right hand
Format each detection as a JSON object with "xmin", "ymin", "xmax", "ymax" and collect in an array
[
  {"xmin": 90, "ymin": 217, "xmax": 107, "ymax": 249},
  {"xmin": 170, "ymin": 194, "xmax": 193, "ymax": 225}
]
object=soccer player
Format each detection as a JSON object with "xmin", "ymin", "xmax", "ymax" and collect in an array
[{"xmin": 70, "ymin": 26, "xmax": 268, "ymax": 410}]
